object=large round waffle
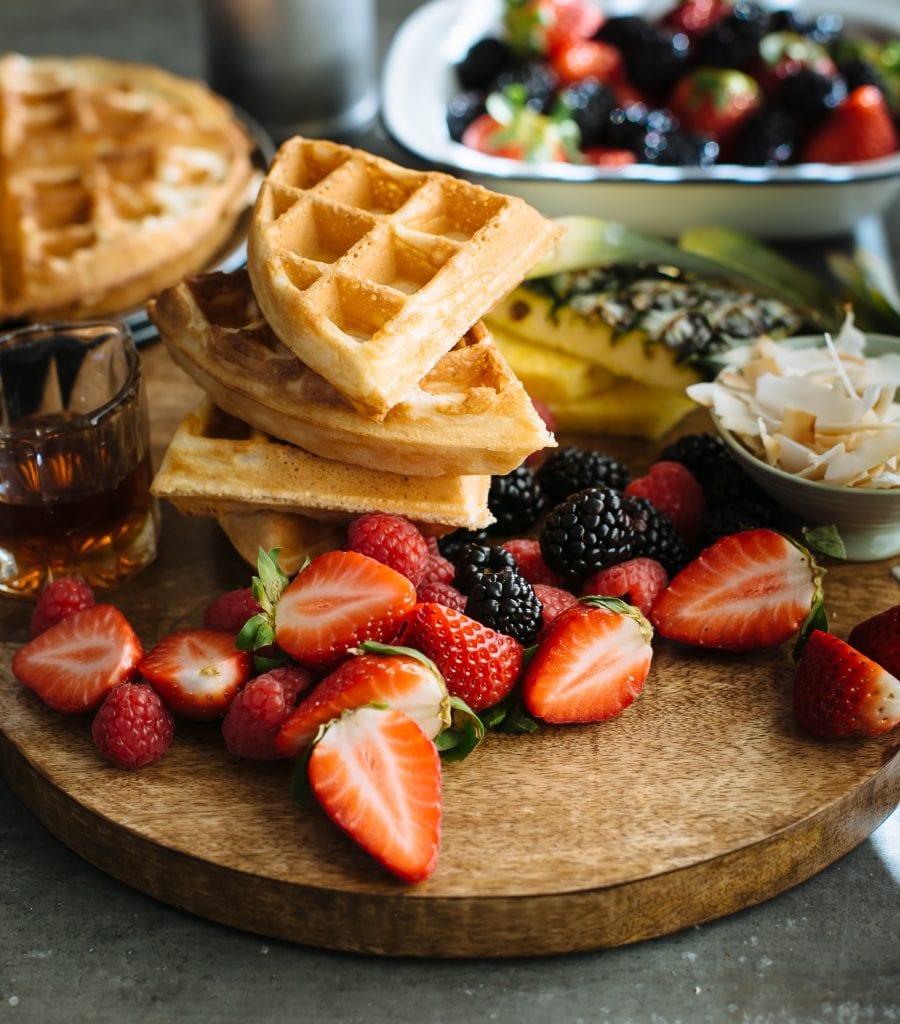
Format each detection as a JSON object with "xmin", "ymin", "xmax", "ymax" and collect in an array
[{"xmin": 0, "ymin": 53, "xmax": 257, "ymax": 320}]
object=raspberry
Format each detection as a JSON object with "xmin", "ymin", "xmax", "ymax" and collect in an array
[
  {"xmin": 581, "ymin": 558, "xmax": 668, "ymax": 618},
  {"xmin": 416, "ymin": 580, "xmax": 467, "ymax": 611},
  {"xmin": 203, "ymin": 588, "xmax": 262, "ymax": 633},
  {"xmin": 418, "ymin": 552, "xmax": 455, "ymax": 587},
  {"xmin": 91, "ymin": 683, "xmax": 174, "ymax": 770},
  {"xmin": 502, "ymin": 539, "xmax": 566, "ymax": 588},
  {"xmin": 624, "ymin": 461, "xmax": 705, "ymax": 545},
  {"xmin": 425, "ymin": 535, "xmax": 442, "ymax": 557},
  {"xmin": 346, "ymin": 513, "xmax": 429, "ymax": 585},
  {"xmin": 532, "ymin": 583, "xmax": 579, "ymax": 633},
  {"xmin": 30, "ymin": 577, "xmax": 96, "ymax": 637},
  {"xmin": 221, "ymin": 666, "xmax": 312, "ymax": 760}
]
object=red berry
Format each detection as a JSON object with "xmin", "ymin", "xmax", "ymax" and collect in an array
[
  {"xmin": 502, "ymin": 539, "xmax": 566, "ymax": 588},
  {"xmin": 400, "ymin": 603, "xmax": 523, "ymax": 712},
  {"xmin": 203, "ymin": 588, "xmax": 262, "ymax": 633},
  {"xmin": 91, "ymin": 683, "xmax": 174, "ymax": 770},
  {"xmin": 30, "ymin": 577, "xmax": 96, "ymax": 637},
  {"xmin": 581, "ymin": 558, "xmax": 668, "ymax": 618},
  {"xmin": 346, "ymin": 513, "xmax": 429, "ymax": 585},
  {"xmin": 802, "ymin": 85, "xmax": 899, "ymax": 164},
  {"xmin": 416, "ymin": 580, "xmax": 467, "ymax": 611},
  {"xmin": 533, "ymin": 583, "xmax": 579, "ymax": 633},
  {"xmin": 221, "ymin": 666, "xmax": 312, "ymax": 760},
  {"xmin": 624, "ymin": 461, "xmax": 705, "ymax": 545},
  {"xmin": 847, "ymin": 604, "xmax": 899, "ymax": 679},
  {"xmin": 418, "ymin": 552, "xmax": 455, "ymax": 587}
]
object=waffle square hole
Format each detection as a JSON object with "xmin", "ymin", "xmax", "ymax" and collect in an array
[
  {"xmin": 279, "ymin": 139, "xmax": 351, "ymax": 191},
  {"xmin": 279, "ymin": 255, "xmax": 322, "ymax": 294},
  {"xmin": 403, "ymin": 180, "xmax": 506, "ymax": 241},
  {"xmin": 284, "ymin": 202, "xmax": 374, "ymax": 265},
  {"xmin": 318, "ymin": 160, "xmax": 422, "ymax": 215},
  {"xmin": 352, "ymin": 228, "xmax": 456, "ymax": 295},
  {"xmin": 29, "ymin": 172, "xmax": 93, "ymax": 230},
  {"xmin": 323, "ymin": 277, "xmax": 404, "ymax": 343},
  {"xmin": 102, "ymin": 149, "xmax": 163, "ymax": 220}
]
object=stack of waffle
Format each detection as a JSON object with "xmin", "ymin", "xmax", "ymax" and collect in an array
[
  {"xmin": 150, "ymin": 137, "xmax": 561, "ymax": 569},
  {"xmin": 0, "ymin": 54, "xmax": 256, "ymax": 320}
]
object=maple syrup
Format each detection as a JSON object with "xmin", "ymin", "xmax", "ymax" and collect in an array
[{"xmin": 0, "ymin": 321, "xmax": 159, "ymax": 597}]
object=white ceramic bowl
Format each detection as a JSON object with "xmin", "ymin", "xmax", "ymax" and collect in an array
[
  {"xmin": 381, "ymin": 0, "xmax": 900, "ymax": 239},
  {"xmin": 710, "ymin": 334, "xmax": 900, "ymax": 562}
]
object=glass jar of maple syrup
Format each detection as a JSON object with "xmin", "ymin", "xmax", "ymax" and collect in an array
[{"xmin": 0, "ymin": 321, "xmax": 159, "ymax": 598}]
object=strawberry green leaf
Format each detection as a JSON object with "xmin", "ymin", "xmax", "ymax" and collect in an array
[
  {"xmin": 437, "ymin": 695, "xmax": 485, "ymax": 762},
  {"xmin": 235, "ymin": 612, "xmax": 272, "ymax": 652},
  {"xmin": 253, "ymin": 547, "xmax": 290, "ymax": 614},
  {"xmin": 252, "ymin": 650, "xmax": 290, "ymax": 673},
  {"xmin": 481, "ymin": 691, "xmax": 540, "ymax": 734}
]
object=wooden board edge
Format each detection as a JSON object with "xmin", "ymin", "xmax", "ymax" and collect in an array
[{"xmin": 4, "ymin": 730, "xmax": 898, "ymax": 958}]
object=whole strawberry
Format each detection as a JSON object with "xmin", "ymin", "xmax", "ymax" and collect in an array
[
  {"xmin": 802, "ymin": 84, "xmax": 899, "ymax": 163},
  {"xmin": 221, "ymin": 665, "xmax": 312, "ymax": 760},
  {"xmin": 346, "ymin": 513, "xmax": 429, "ymax": 585},
  {"xmin": 400, "ymin": 603, "xmax": 523, "ymax": 712},
  {"xmin": 668, "ymin": 67, "xmax": 762, "ymax": 155},
  {"xmin": 793, "ymin": 630, "xmax": 900, "ymax": 739},
  {"xmin": 847, "ymin": 604, "xmax": 899, "ymax": 679},
  {"xmin": 30, "ymin": 577, "xmax": 96, "ymax": 637},
  {"xmin": 92, "ymin": 683, "xmax": 174, "ymax": 769}
]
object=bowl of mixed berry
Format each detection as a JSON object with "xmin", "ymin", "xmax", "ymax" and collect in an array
[{"xmin": 381, "ymin": 0, "xmax": 900, "ymax": 237}]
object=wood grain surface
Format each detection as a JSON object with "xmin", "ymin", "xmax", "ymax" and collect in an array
[{"xmin": 1, "ymin": 343, "xmax": 899, "ymax": 958}]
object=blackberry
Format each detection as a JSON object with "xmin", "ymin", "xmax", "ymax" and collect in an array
[
  {"xmin": 486, "ymin": 465, "xmax": 544, "ymax": 535},
  {"xmin": 539, "ymin": 487, "xmax": 634, "ymax": 582},
  {"xmin": 453, "ymin": 542, "xmax": 518, "ymax": 595},
  {"xmin": 464, "ymin": 567, "xmax": 543, "ymax": 646},
  {"xmin": 643, "ymin": 130, "xmax": 720, "ymax": 166},
  {"xmin": 606, "ymin": 103, "xmax": 653, "ymax": 152},
  {"xmin": 623, "ymin": 25, "xmax": 691, "ymax": 96},
  {"xmin": 594, "ymin": 16, "xmax": 645, "ymax": 52},
  {"xmin": 735, "ymin": 105, "xmax": 799, "ymax": 165},
  {"xmin": 447, "ymin": 90, "xmax": 486, "ymax": 142},
  {"xmin": 777, "ymin": 68, "xmax": 846, "ymax": 123},
  {"xmin": 455, "ymin": 37, "xmax": 514, "ymax": 91},
  {"xmin": 696, "ymin": 506, "xmax": 767, "ymax": 549},
  {"xmin": 839, "ymin": 57, "xmax": 884, "ymax": 94},
  {"xmin": 659, "ymin": 433, "xmax": 731, "ymax": 489},
  {"xmin": 704, "ymin": 462, "xmax": 780, "ymax": 525},
  {"xmin": 494, "ymin": 61, "xmax": 559, "ymax": 113},
  {"xmin": 697, "ymin": 1, "xmax": 770, "ymax": 69},
  {"xmin": 622, "ymin": 495, "xmax": 692, "ymax": 576},
  {"xmin": 559, "ymin": 79, "xmax": 616, "ymax": 147},
  {"xmin": 437, "ymin": 528, "xmax": 491, "ymax": 563},
  {"xmin": 538, "ymin": 446, "xmax": 631, "ymax": 505}
]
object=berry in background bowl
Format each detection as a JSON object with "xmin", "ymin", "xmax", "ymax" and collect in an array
[
  {"xmin": 688, "ymin": 323, "xmax": 900, "ymax": 560},
  {"xmin": 382, "ymin": 0, "xmax": 900, "ymax": 238}
]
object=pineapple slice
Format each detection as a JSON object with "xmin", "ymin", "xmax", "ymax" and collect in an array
[
  {"xmin": 487, "ymin": 288, "xmax": 704, "ymax": 393},
  {"xmin": 490, "ymin": 324, "xmax": 616, "ymax": 405},
  {"xmin": 552, "ymin": 380, "xmax": 696, "ymax": 439}
]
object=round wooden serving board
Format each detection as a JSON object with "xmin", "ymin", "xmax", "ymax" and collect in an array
[{"xmin": 2, "ymin": 507, "xmax": 899, "ymax": 958}]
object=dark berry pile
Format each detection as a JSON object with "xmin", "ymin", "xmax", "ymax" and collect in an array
[
  {"xmin": 447, "ymin": 0, "xmax": 899, "ymax": 168},
  {"xmin": 431, "ymin": 434, "xmax": 791, "ymax": 643}
]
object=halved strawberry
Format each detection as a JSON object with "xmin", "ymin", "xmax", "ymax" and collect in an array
[
  {"xmin": 793, "ymin": 630, "xmax": 900, "ymax": 739},
  {"xmin": 651, "ymin": 529, "xmax": 823, "ymax": 652},
  {"xmin": 276, "ymin": 647, "xmax": 451, "ymax": 757},
  {"xmin": 273, "ymin": 550, "xmax": 416, "ymax": 670},
  {"xmin": 847, "ymin": 604, "xmax": 899, "ymax": 679},
  {"xmin": 307, "ymin": 705, "xmax": 442, "ymax": 884},
  {"xmin": 138, "ymin": 629, "xmax": 251, "ymax": 720},
  {"xmin": 399, "ymin": 603, "xmax": 523, "ymax": 712},
  {"xmin": 521, "ymin": 598, "xmax": 654, "ymax": 724},
  {"xmin": 12, "ymin": 604, "xmax": 143, "ymax": 714}
]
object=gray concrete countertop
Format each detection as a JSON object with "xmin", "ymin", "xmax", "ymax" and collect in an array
[{"xmin": 1, "ymin": 3, "xmax": 898, "ymax": 1022}]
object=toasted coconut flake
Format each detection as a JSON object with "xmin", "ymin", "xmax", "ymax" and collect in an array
[{"xmin": 691, "ymin": 318, "xmax": 900, "ymax": 490}]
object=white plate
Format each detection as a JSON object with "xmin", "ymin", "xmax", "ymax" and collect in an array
[{"xmin": 381, "ymin": 0, "xmax": 900, "ymax": 239}]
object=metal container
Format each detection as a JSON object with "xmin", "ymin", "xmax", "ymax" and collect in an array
[{"xmin": 202, "ymin": 0, "xmax": 377, "ymax": 140}]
